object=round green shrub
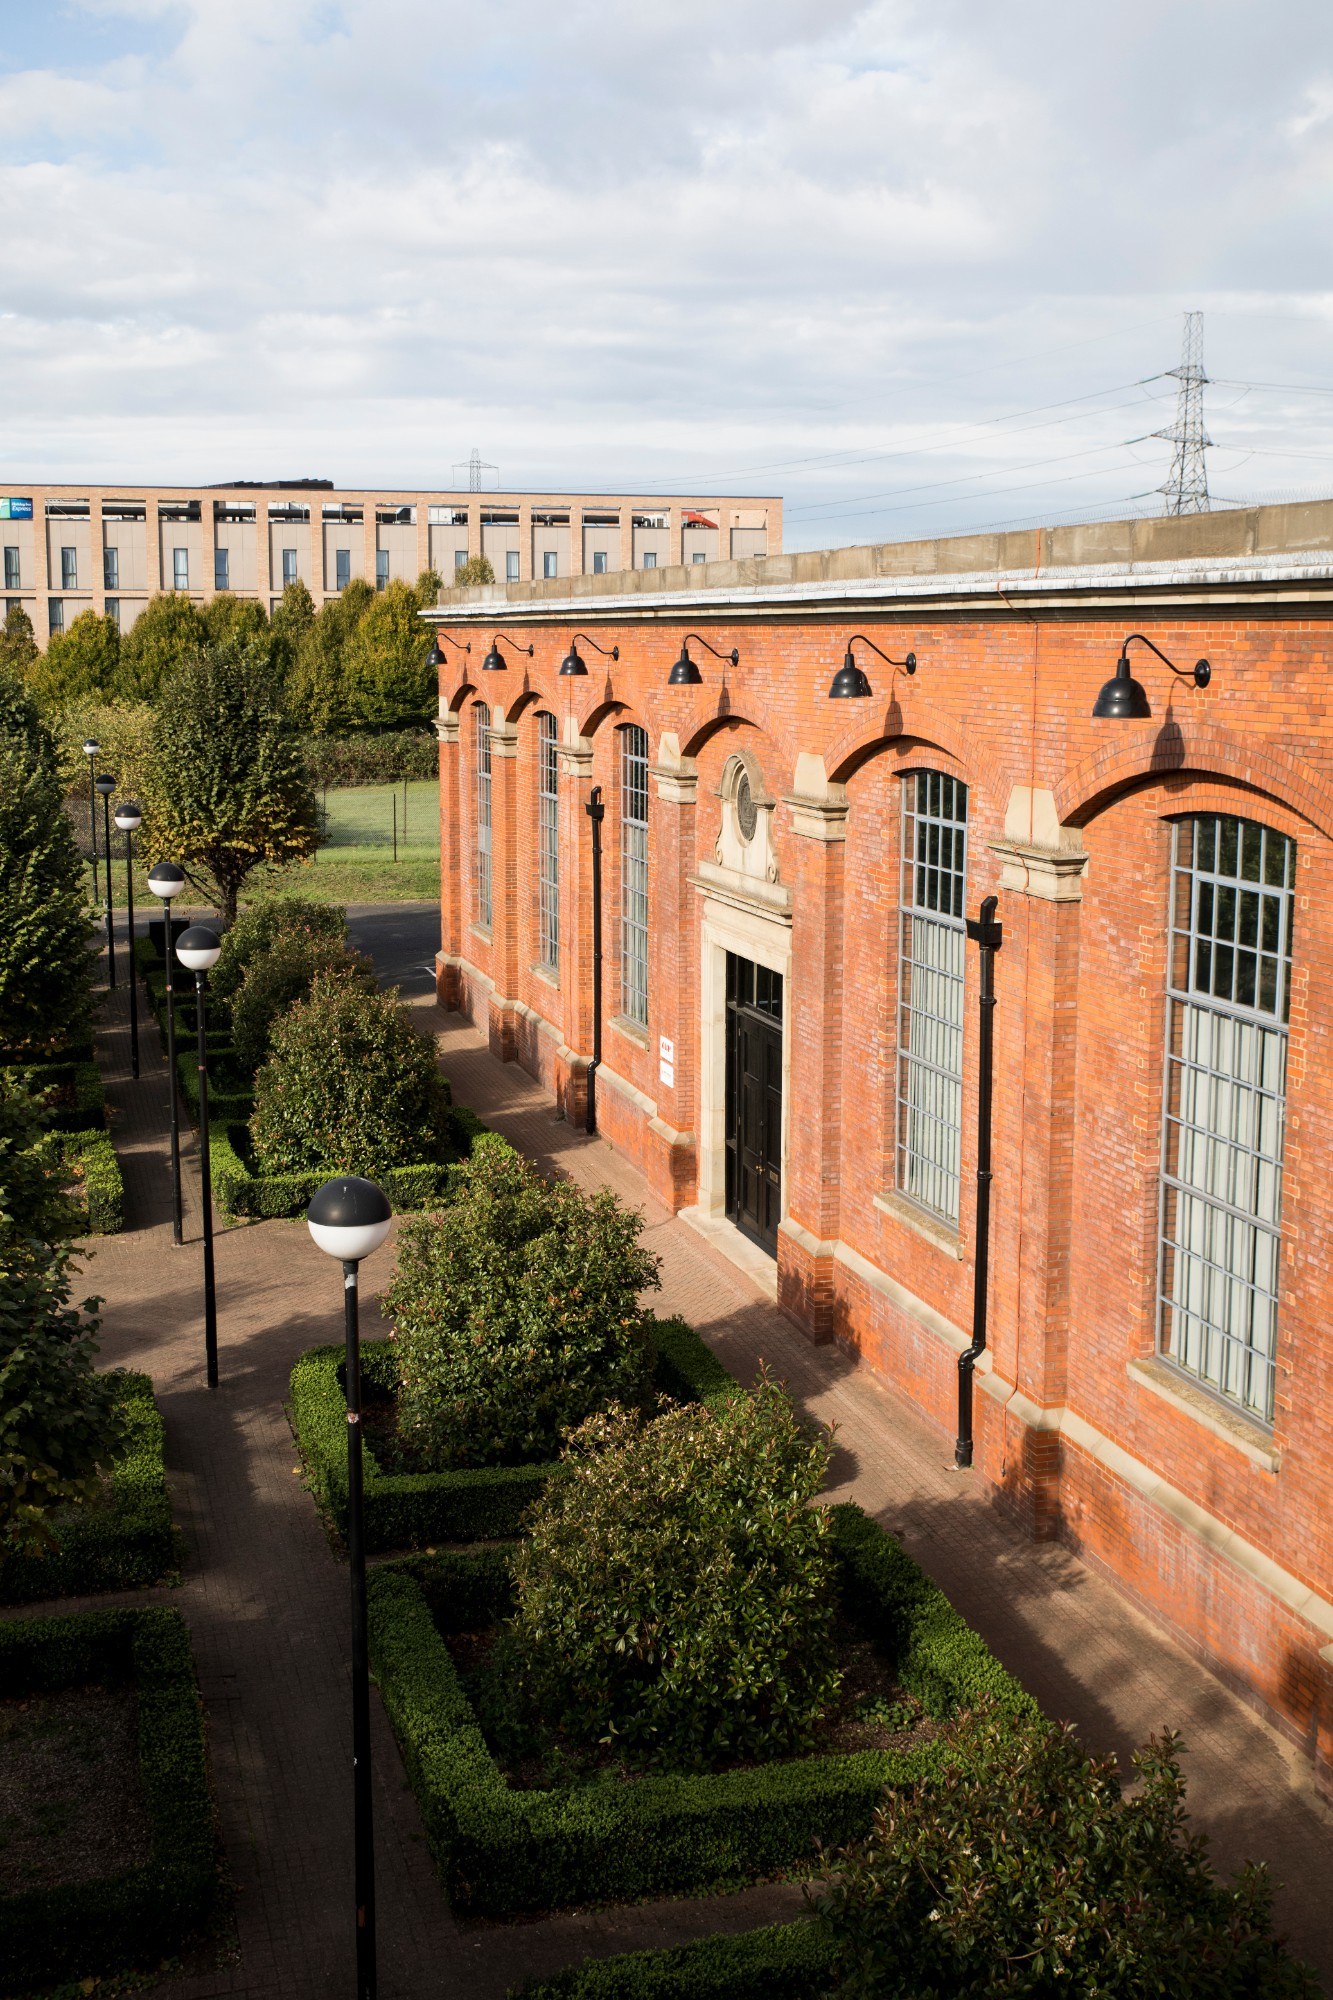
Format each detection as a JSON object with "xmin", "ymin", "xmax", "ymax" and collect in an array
[
  {"xmin": 249, "ymin": 973, "xmax": 448, "ymax": 1176},
  {"xmin": 210, "ymin": 893, "xmax": 347, "ymax": 1006},
  {"xmin": 815, "ymin": 1703, "xmax": 1319, "ymax": 1998},
  {"xmin": 507, "ymin": 1377, "xmax": 839, "ymax": 1769},
  {"xmin": 230, "ymin": 933, "xmax": 376, "ymax": 1074},
  {"xmin": 385, "ymin": 1144, "xmax": 660, "ymax": 1470}
]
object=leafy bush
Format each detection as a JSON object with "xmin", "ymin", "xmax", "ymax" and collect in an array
[
  {"xmin": 454, "ymin": 555, "xmax": 495, "ymax": 586},
  {"xmin": 62, "ymin": 1127, "xmax": 125, "ymax": 1234},
  {"xmin": 250, "ymin": 972, "xmax": 449, "ymax": 1176},
  {"xmin": 814, "ymin": 1702, "xmax": 1318, "ymax": 1999},
  {"xmin": 209, "ymin": 891, "xmax": 347, "ymax": 1006},
  {"xmin": 508, "ymin": 1377, "xmax": 839, "ymax": 1770},
  {"xmin": 301, "ymin": 730, "xmax": 437, "ymax": 787},
  {"xmin": 29, "ymin": 610, "xmax": 120, "ymax": 705},
  {"xmin": 386, "ymin": 1145, "xmax": 660, "ymax": 1471},
  {"xmin": 509, "ymin": 1921, "xmax": 836, "ymax": 2000},
  {"xmin": 342, "ymin": 578, "xmax": 437, "ymax": 730},
  {"xmin": 230, "ymin": 931, "xmax": 376, "ymax": 1073},
  {"xmin": 0, "ymin": 605, "xmax": 38, "ymax": 679},
  {"xmin": 49, "ymin": 698, "xmax": 155, "ymax": 828},
  {"xmin": 0, "ymin": 670, "xmax": 94, "ymax": 1058},
  {"xmin": 116, "ymin": 590, "xmax": 206, "ymax": 701}
]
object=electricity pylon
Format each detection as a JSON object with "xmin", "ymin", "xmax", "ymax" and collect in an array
[
  {"xmin": 452, "ymin": 448, "xmax": 498, "ymax": 492},
  {"xmin": 1155, "ymin": 312, "xmax": 1211, "ymax": 514}
]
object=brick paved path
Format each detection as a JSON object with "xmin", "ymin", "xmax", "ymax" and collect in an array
[{"xmin": 16, "ymin": 938, "xmax": 1332, "ymax": 1994}]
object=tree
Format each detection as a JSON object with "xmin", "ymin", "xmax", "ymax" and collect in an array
[
  {"xmin": 202, "ymin": 592, "xmax": 270, "ymax": 652},
  {"xmin": 142, "ymin": 639, "xmax": 318, "ymax": 925},
  {"xmin": 342, "ymin": 578, "xmax": 436, "ymax": 730},
  {"xmin": 117, "ymin": 591, "xmax": 206, "ymax": 700},
  {"xmin": 285, "ymin": 578, "xmax": 374, "ymax": 734},
  {"xmin": 0, "ymin": 1072, "xmax": 124, "ymax": 1556},
  {"xmin": 0, "ymin": 671, "xmax": 94, "ymax": 1057},
  {"xmin": 455, "ymin": 555, "xmax": 494, "ymax": 586},
  {"xmin": 270, "ymin": 577, "xmax": 316, "ymax": 685},
  {"xmin": 416, "ymin": 567, "xmax": 443, "ymax": 607},
  {"xmin": 0, "ymin": 605, "xmax": 38, "ymax": 680},
  {"xmin": 815, "ymin": 1704, "xmax": 1319, "ymax": 1999},
  {"xmin": 29, "ymin": 610, "xmax": 120, "ymax": 706}
]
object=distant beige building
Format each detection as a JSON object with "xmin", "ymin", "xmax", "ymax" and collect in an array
[{"xmin": 0, "ymin": 481, "xmax": 781, "ymax": 645}]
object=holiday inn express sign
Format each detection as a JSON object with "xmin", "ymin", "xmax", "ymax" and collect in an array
[{"xmin": 0, "ymin": 498, "xmax": 32, "ymax": 518}]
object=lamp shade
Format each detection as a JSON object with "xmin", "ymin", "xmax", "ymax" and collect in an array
[
  {"xmin": 481, "ymin": 643, "xmax": 506, "ymax": 672},
  {"xmin": 1092, "ymin": 655, "xmax": 1152, "ymax": 720},
  {"xmin": 94, "ymin": 772, "xmax": 116, "ymax": 795},
  {"xmin": 667, "ymin": 646, "xmax": 703, "ymax": 687},
  {"xmin": 560, "ymin": 644, "xmax": 587, "ymax": 676},
  {"xmin": 828, "ymin": 652, "xmax": 873, "ymax": 699},
  {"xmin": 176, "ymin": 924, "xmax": 222, "ymax": 972},
  {"xmin": 114, "ymin": 800, "xmax": 143, "ymax": 832},
  {"xmin": 147, "ymin": 862, "xmax": 186, "ymax": 901},
  {"xmin": 82, "ymin": 739, "xmax": 100, "ymax": 757},
  {"xmin": 425, "ymin": 639, "xmax": 444, "ymax": 669},
  {"xmin": 307, "ymin": 1175, "xmax": 393, "ymax": 1263}
]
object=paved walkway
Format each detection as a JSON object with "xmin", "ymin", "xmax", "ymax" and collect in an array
[{"xmin": 15, "ymin": 929, "xmax": 1332, "ymax": 1994}]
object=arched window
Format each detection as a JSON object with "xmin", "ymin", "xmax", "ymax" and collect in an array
[
  {"xmin": 620, "ymin": 724, "xmax": 649, "ymax": 1025},
  {"xmin": 897, "ymin": 771, "xmax": 968, "ymax": 1223},
  {"xmin": 474, "ymin": 702, "xmax": 492, "ymax": 931},
  {"xmin": 537, "ymin": 711, "xmax": 559, "ymax": 972},
  {"xmin": 1159, "ymin": 814, "xmax": 1294, "ymax": 1423}
]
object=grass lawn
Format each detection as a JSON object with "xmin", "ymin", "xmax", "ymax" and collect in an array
[{"xmin": 81, "ymin": 778, "xmax": 441, "ymax": 914}]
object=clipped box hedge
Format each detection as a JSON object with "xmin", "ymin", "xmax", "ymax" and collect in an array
[
  {"xmin": 367, "ymin": 1501, "xmax": 1040, "ymax": 1918},
  {"xmin": 212, "ymin": 1120, "xmax": 460, "ymax": 1222},
  {"xmin": 0, "ymin": 1605, "xmax": 217, "ymax": 1995},
  {"xmin": 63, "ymin": 1124, "xmax": 126, "ymax": 1234},
  {"xmin": 0, "ymin": 1372, "xmax": 178, "ymax": 1604},
  {"xmin": 509, "ymin": 1919, "xmax": 834, "ymax": 1999},
  {"xmin": 293, "ymin": 1313, "xmax": 737, "ymax": 1553},
  {"xmin": 4, "ymin": 1054, "xmax": 106, "ymax": 1132}
]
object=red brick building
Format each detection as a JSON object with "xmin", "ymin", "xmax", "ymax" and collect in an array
[{"xmin": 427, "ymin": 500, "xmax": 1333, "ymax": 1791}]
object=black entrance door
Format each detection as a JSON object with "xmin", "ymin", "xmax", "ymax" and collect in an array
[{"xmin": 724, "ymin": 953, "xmax": 783, "ymax": 1255}]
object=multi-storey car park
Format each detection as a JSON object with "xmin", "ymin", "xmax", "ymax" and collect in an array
[
  {"xmin": 425, "ymin": 495, "xmax": 1333, "ymax": 1797},
  {"xmin": 0, "ymin": 481, "xmax": 780, "ymax": 644}
]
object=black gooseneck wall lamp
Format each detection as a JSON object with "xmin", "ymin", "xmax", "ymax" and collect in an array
[
  {"xmin": 667, "ymin": 633, "xmax": 739, "ymax": 687},
  {"xmin": 828, "ymin": 635, "xmax": 917, "ymax": 701},
  {"xmin": 1092, "ymin": 634, "xmax": 1211, "ymax": 720},
  {"xmin": 94, "ymin": 773, "xmax": 118, "ymax": 987},
  {"xmin": 424, "ymin": 630, "xmax": 471, "ymax": 671},
  {"xmin": 481, "ymin": 634, "xmax": 534, "ymax": 673},
  {"xmin": 560, "ymin": 632, "xmax": 619, "ymax": 677}
]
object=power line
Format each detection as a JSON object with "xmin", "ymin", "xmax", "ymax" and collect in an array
[{"xmin": 1156, "ymin": 311, "xmax": 1211, "ymax": 514}]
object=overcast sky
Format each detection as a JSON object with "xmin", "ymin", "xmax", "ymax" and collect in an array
[{"xmin": 2, "ymin": 0, "xmax": 1332, "ymax": 549}]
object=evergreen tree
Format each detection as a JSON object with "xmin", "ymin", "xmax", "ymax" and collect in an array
[
  {"xmin": 342, "ymin": 578, "xmax": 436, "ymax": 730},
  {"xmin": 455, "ymin": 555, "xmax": 494, "ymax": 586},
  {"xmin": 0, "ymin": 671, "xmax": 93, "ymax": 1057},
  {"xmin": 416, "ymin": 566, "xmax": 443, "ymax": 606},
  {"xmin": 0, "ymin": 605, "xmax": 38, "ymax": 680},
  {"xmin": 285, "ymin": 577, "xmax": 373, "ymax": 733},
  {"xmin": 143, "ymin": 639, "xmax": 318, "ymax": 925},
  {"xmin": 117, "ymin": 591, "xmax": 206, "ymax": 700},
  {"xmin": 270, "ymin": 577, "xmax": 316, "ymax": 685},
  {"xmin": 30, "ymin": 610, "xmax": 121, "ymax": 705}
]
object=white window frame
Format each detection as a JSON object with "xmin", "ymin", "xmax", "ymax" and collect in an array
[
  {"xmin": 896, "ymin": 771, "xmax": 968, "ymax": 1225},
  {"xmin": 173, "ymin": 546, "xmax": 189, "ymax": 590},
  {"xmin": 505, "ymin": 550, "xmax": 520, "ymax": 582},
  {"xmin": 620, "ymin": 724, "xmax": 649, "ymax": 1026},
  {"xmin": 474, "ymin": 703, "xmax": 493, "ymax": 931},
  {"xmin": 61, "ymin": 546, "xmax": 77, "ymax": 590},
  {"xmin": 1157, "ymin": 814, "xmax": 1294, "ymax": 1425},
  {"xmin": 537, "ymin": 712, "xmax": 559, "ymax": 973},
  {"xmin": 102, "ymin": 547, "xmax": 117, "ymax": 590},
  {"xmin": 282, "ymin": 547, "xmax": 298, "ymax": 585},
  {"xmin": 214, "ymin": 547, "xmax": 229, "ymax": 591}
]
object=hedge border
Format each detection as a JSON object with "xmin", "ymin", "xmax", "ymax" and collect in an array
[
  {"xmin": 0, "ymin": 1371, "xmax": 179, "ymax": 1604},
  {"xmin": 293, "ymin": 1312, "xmax": 738, "ymax": 1553},
  {"xmin": 5, "ymin": 1055, "xmax": 106, "ymax": 1133},
  {"xmin": 0, "ymin": 1605, "xmax": 218, "ymax": 1994},
  {"xmin": 367, "ymin": 1501, "xmax": 1040, "ymax": 1917},
  {"xmin": 507, "ymin": 1919, "xmax": 833, "ymax": 1999},
  {"xmin": 63, "ymin": 1124, "xmax": 126, "ymax": 1234}
]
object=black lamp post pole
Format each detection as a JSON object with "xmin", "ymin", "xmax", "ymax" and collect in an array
[
  {"xmin": 194, "ymin": 970, "xmax": 218, "ymax": 1388},
  {"xmin": 101, "ymin": 789, "xmax": 117, "ymax": 988},
  {"xmin": 164, "ymin": 925, "xmax": 184, "ymax": 1248},
  {"xmin": 585, "ymin": 784, "xmax": 604, "ymax": 1135},
  {"xmin": 86, "ymin": 751, "xmax": 100, "ymax": 903},
  {"xmin": 342, "ymin": 1257, "xmax": 376, "ymax": 2000},
  {"xmin": 123, "ymin": 830, "xmax": 140, "ymax": 1078},
  {"xmin": 955, "ymin": 894, "xmax": 1003, "ymax": 1470}
]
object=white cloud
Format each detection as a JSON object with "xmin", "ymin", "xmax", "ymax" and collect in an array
[{"xmin": 1, "ymin": 0, "xmax": 1332, "ymax": 542}]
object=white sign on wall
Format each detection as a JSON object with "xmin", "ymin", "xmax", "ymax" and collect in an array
[{"xmin": 658, "ymin": 1035, "xmax": 675, "ymax": 1088}]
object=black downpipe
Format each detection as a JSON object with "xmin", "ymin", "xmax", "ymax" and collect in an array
[
  {"xmin": 585, "ymin": 785, "xmax": 605, "ymax": 1134},
  {"xmin": 955, "ymin": 893, "xmax": 1003, "ymax": 1470}
]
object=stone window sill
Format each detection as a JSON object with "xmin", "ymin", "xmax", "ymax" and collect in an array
[
  {"xmin": 1126, "ymin": 1357, "xmax": 1280, "ymax": 1473},
  {"xmin": 609, "ymin": 1013, "xmax": 650, "ymax": 1051},
  {"xmin": 467, "ymin": 924, "xmax": 492, "ymax": 945},
  {"xmin": 529, "ymin": 962, "xmax": 559, "ymax": 991},
  {"xmin": 873, "ymin": 1188, "xmax": 964, "ymax": 1261}
]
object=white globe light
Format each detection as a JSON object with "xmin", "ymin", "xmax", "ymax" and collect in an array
[{"xmin": 176, "ymin": 925, "xmax": 222, "ymax": 972}]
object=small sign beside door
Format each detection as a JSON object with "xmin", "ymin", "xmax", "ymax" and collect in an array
[{"xmin": 658, "ymin": 1036, "xmax": 674, "ymax": 1088}]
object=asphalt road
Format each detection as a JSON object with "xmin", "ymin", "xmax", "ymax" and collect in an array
[{"xmin": 345, "ymin": 901, "xmax": 440, "ymax": 1001}]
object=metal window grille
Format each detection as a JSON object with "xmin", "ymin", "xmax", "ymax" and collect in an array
[
  {"xmin": 537, "ymin": 712, "xmax": 559, "ymax": 972},
  {"xmin": 474, "ymin": 703, "xmax": 493, "ymax": 931},
  {"xmin": 896, "ymin": 771, "xmax": 968, "ymax": 1223},
  {"xmin": 1157, "ymin": 815, "xmax": 1294, "ymax": 1424},
  {"xmin": 620, "ymin": 724, "xmax": 649, "ymax": 1026}
]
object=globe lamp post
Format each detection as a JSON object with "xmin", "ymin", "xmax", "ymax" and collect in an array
[
  {"xmin": 94, "ymin": 773, "xmax": 117, "ymax": 987},
  {"xmin": 82, "ymin": 739, "xmax": 101, "ymax": 902},
  {"xmin": 147, "ymin": 862, "xmax": 187, "ymax": 1247},
  {"xmin": 307, "ymin": 1176, "xmax": 393, "ymax": 2000},
  {"xmin": 113, "ymin": 801, "xmax": 143, "ymax": 1078},
  {"xmin": 176, "ymin": 925, "xmax": 223, "ymax": 1389}
]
